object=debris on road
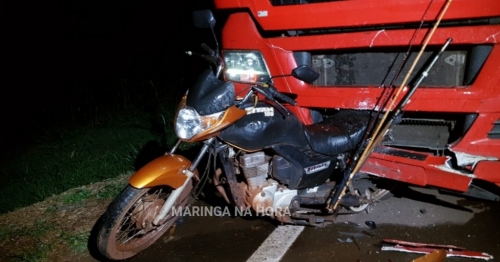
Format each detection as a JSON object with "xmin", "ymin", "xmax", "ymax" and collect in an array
[
  {"xmin": 412, "ymin": 250, "xmax": 446, "ymax": 262},
  {"xmin": 365, "ymin": 220, "xmax": 377, "ymax": 229},
  {"xmin": 381, "ymin": 239, "xmax": 494, "ymax": 260},
  {"xmin": 361, "ymin": 230, "xmax": 375, "ymax": 237},
  {"xmin": 336, "ymin": 237, "xmax": 354, "ymax": 244},
  {"xmin": 351, "ymin": 236, "xmax": 360, "ymax": 250}
]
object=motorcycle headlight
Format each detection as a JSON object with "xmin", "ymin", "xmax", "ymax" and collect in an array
[
  {"xmin": 175, "ymin": 106, "xmax": 224, "ymax": 140},
  {"xmin": 224, "ymin": 51, "xmax": 271, "ymax": 83}
]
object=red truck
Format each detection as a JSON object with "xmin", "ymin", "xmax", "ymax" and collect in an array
[{"xmin": 215, "ymin": 0, "xmax": 500, "ymax": 195}]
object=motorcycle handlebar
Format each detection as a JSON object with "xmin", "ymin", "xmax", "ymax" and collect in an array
[
  {"xmin": 201, "ymin": 43, "xmax": 216, "ymax": 56},
  {"xmin": 268, "ymin": 86, "xmax": 297, "ymax": 106},
  {"xmin": 253, "ymin": 85, "xmax": 297, "ymax": 106},
  {"xmin": 186, "ymin": 48, "xmax": 218, "ymax": 65},
  {"xmin": 186, "ymin": 46, "xmax": 223, "ymax": 78},
  {"xmin": 252, "ymin": 86, "xmax": 274, "ymax": 101}
]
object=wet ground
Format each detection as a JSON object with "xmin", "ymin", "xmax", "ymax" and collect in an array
[{"xmin": 112, "ymin": 186, "xmax": 500, "ymax": 262}]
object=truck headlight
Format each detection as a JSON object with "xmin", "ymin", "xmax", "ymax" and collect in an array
[
  {"xmin": 175, "ymin": 106, "xmax": 224, "ymax": 140},
  {"xmin": 224, "ymin": 51, "xmax": 271, "ymax": 83}
]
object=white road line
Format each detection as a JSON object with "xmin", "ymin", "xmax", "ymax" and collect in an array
[{"xmin": 247, "ymin": 225, "xmax": 305, "ymax": 262}]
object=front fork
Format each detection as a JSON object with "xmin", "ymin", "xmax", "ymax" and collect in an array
[{"xmin": 152, "ymin": 138, "xmax": 214, "ymax": 225}]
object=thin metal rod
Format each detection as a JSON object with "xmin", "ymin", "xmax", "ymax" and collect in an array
[
  {"xmin": 169, "ymin": 139, "xmax": 182, "ymax": 154},
  {"xmin": 396, "ymin": 38, "xmax": 453, "ymax": 115},
  {"xmin": 372, "ymin": 38, "xmax": 452, "ymax": 148},
  {"xmin": 188, "ymin": 138, "xmax": 214, "ymax": 173},
  {"xmin": 365, "ymin": 0, "xmax": 435, "ymax": 145},
  {"xmin": 331, "ymin": 0, "xmax": 453, "ymax": 211}
]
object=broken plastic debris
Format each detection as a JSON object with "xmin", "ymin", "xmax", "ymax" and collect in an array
[
  {"xmin": 381, "ymin": 239, "xmax": 494, "ymax": 260},
  {"xmin": 337, "ymin": 237, "xmax": 355, "ymax": 243},
  {"xmin": 365, "ymin": 220, "xmax": 376, "ymax": 229},
  {"xmin": 412, "ymin": 250, "xmax": 446, "ymax": 262}
]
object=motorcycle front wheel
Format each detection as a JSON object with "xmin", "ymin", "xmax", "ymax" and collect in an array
[{"xmin": 96, "ymin": 184, "xmax": 192, "ymax": 260}]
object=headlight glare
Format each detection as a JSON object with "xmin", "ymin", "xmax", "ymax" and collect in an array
[
  {"xmin": 224, "ymin": 51, "xmax": 271, "ymax": 83},
  {"xmin": 175, "ymin": 107, "xmax": 225, "ymax": 140},
  {"xmin": 175, "ymin": 107, "xmax": 202, "ymax": 140}
]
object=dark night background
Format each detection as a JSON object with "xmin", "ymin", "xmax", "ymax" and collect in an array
[{"xmin": 1, "ymin": 0, "xmax": 219, "ymax": 145}]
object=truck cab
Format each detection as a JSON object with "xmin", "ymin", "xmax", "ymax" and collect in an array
[{"xmin": 213, "ymin": 0, "xmax": 500, "ymax": 194}]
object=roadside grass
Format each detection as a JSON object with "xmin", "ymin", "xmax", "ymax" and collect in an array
[
  {"xmin": 0, "ymin": 75, "xmax": 202, "ymax": 260},
  {"xmin": 0, "ymin": 101, "xmax": 200, "ymax": 260},
  {"xmin": 0, "ymin": 106, "xmax": 179, "ymax": 214},
  {"xmin": 62, "ymin": 231, "xmax": 89, "ymax": 253},
  {"xmin": 61, "ymin": 189, "xmax": 94, "ymax": 205},
  {"xmin": 0, "ymin": 173, "xmax": 131, "ymax": 261}
]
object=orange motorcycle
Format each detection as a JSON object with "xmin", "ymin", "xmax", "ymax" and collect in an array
[{"xmin": 95, "ymin": 8, "xmax": 500, "ymax": 260}]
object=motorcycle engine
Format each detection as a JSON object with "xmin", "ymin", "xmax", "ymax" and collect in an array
[
  {"xmin": 239, "ymin": 151, "xmax": 297, "ymax": 222},
  {"xmin": 239, "ymin": 152, "xmax": 269, "ymax": 190}
]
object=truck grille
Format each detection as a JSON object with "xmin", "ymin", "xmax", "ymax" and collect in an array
[{"xmin": 304, "ymin": 45, "xmax": 491, "ymax": 87}]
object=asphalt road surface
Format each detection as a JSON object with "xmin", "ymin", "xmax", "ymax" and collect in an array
[{"xmin": 116, "ymin": 186, "xmax": 499, "ymax": 262}]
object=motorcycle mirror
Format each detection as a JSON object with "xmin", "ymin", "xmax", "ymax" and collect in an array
[
  {"xmin": 292, "ymin": 65, "xmax": 320, "ymax": 84},
  {"xmin": 193, "ymin": 10, "xmax": 216, "ymax": 29}
]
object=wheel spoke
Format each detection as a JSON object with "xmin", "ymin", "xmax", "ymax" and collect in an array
[
  {"xmin": 98, "ymin": 184, "xmax": 193, "ymax": 260},
  {"xmin": 114, "ymin": 188, "xmax": 172, "ymax": 244},
  {"xmin": 116, "ymin": 209, "xmax": 140, "ymax": 243},
  {"xmin": 117, "ymin": 224, "xmax": 138, "ymax": 243},
  {"xmin": 122, "ymin": 229, "xmax": 146, "ymax": 244}
]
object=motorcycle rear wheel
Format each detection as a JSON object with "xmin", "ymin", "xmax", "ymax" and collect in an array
[{"xmin": 96, "ymin": 185, "xmax": 191, "ymax": 260}]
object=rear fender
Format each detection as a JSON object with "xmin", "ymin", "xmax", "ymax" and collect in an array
[{"xmin": 129, "ymin": 154, "xmax": 197, "ymax": 189}]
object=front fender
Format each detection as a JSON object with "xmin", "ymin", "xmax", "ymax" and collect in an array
[{"xmin": 129, "ymin": 154, "xmax": 197, "ymax": 189}]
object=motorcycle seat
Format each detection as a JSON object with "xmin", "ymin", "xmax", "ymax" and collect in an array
[{"xmin": 303, "ymin": 110, "xmax": 370, "ymax": 156}]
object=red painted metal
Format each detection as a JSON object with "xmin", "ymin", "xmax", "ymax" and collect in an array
[
  {"xmin": 361, "ymin": 149, "xmax": 474, "ymax": 192},
  {"xmin": 215, "ymin": 0, "xmax": 500, "ymax": 193},
  {"xmin": 382, "ymin": 239, "xmax": 494, "ymax": 260},
  {"xmin": 215, "ymin": 0, "xmax": 500, "ymax": 30},
  {"xmin": 474, "ymin": 160, "xmax": 500, "ymax": 184},
  {"xmin": 384, "ymin": 239, "xmax": 467, "ymax": 250}
]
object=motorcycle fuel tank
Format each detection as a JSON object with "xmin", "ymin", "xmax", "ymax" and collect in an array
[{"xmin": 219, "ymin": 101, "xmax": 309, "ymax": 151}]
